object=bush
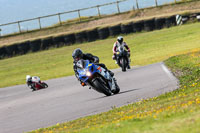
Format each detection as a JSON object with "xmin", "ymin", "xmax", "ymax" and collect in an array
[
  {"xmin": 75, "ymin": 31, "xmax": 88, "ymax": 43},
  {"xmin": 29, "ymin": 39, "xmax": 42, "ymax": 52},
  {"xmin": 41, "ymin": 37, "xmax": 53, "ymax": 50},
  {"xmin": 98, "ymin": 27, "xmax": 110, "ymax": 39},
  {"xmin": 144, "ymin": 18, "xmax": 155, "ymax": 31},
  {"xmin": 132, "ymin": 20, "xmax": 144, "ymax": 32},
  {"xmin": 17, "ymin": 41, "xmax": 30, "ymax": 54},
  {"xmin": 121, "ymin": 22, "xmax": 133, "ymax": 34},
  {"xmin": 86, "ymin": 29, "xmax": 99, "ymax": 42},
  {"xmin": 5, "ymin": 43, "xmax": 19, "ymax": 57},
  {"xmin": 109, "ymin": 24, "xmax": 121, "ymax": 36}
]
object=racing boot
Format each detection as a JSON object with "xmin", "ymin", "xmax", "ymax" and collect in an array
[
  {"xmin": 111, "ymin": 78, "xmax": 116, "ymax": 92},
  {"xmin": 112, "ymin": 78, "xmax": 120, "ymax": 94}
]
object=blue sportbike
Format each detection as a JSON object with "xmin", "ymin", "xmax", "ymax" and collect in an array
[{"xmin": 76, "ymin": 59, "xmax": 120, "ymax": 96}]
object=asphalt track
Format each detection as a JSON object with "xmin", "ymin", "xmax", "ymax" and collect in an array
[{"xmin": 0, "ymin": 62, "xmax": 178, "ymax": 133}]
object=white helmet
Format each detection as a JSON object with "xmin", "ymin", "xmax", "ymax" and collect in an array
[
  {"xmin": 26, "ymin": 75, "xmax": 31, "ymax": 81},
  {"xmin": 117, "ymin": 36, "xmax": 123, "ymax": 44}
]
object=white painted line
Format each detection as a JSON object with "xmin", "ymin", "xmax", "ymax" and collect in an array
[{"xmin": 161, "ymin": 63, "xmax": 176, "ymax": 80}]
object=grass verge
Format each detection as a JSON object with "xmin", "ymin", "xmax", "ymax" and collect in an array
[
  {"xmin": 0, "ymin": 22, "xmax": 200, "ymax": 88},
  {"xmin": 29, "ymin": 48, "xmax": 200, "ymax": 133}
]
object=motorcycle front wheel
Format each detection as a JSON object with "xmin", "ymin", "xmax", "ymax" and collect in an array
[
  {"xmin": 121, "ymin": 58, "xmax": 126, "ymax": 72},
  {"xmin": 93, "ymin": 78, "xmax": 112, "ymax": 96},
  {"xmin": 42, "ymin": 82, "xmax": 48, "ymax": 88}
]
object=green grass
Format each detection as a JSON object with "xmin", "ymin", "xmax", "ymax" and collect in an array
[
  {"xmin": 0, "ymin": 22, "xmax": 200, "ymax": 88},
  {"xmin": 29, "ymin": 50, "xmax": 200, "ymax": 133}
]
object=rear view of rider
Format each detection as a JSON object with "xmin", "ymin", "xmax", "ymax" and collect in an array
[
  {"xmin": 112, "ymin": 36, "xmax": 131, "ymax": 69},
  {"xmin": 72, "ymin": 48, "xmax": 114, "ymax": 86}
]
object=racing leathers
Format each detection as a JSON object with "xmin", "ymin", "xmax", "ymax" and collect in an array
[{"xmin": 26, "ymin": 77, "xmax": 35, "ymax": 90}]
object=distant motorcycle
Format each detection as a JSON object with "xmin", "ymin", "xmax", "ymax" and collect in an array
[
  {"xmin": 116, "ymin": 45, "xmax": 129, "ymax": 72},
  {"xmin": 27, "ymin": 76, "xmax": 48, "ymax": 91},
  {"xmin": 77, "ymin": 59, "xmax": 120, "ymax": 96}
]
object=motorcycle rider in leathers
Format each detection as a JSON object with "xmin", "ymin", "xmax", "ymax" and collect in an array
[
  {"xmin": 112, "ymin": 36, "xmax": 131, "ymax": 69},
  {"xmin": 26, "ymin": 75, "xmax": 35, "ymax": 91},
  {"xmin": 72, "ymin": 48, "xmax": 114, "ymax": 86}
]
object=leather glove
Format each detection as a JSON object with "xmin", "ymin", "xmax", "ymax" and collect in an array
[{"xmin": 94, "ymin": 58, "xmax": 99, "ymax": 63}]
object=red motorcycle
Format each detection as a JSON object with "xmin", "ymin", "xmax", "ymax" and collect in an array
[{"xmin": 26, "ymin": 76, "xmax": 48, "ymax": 91}]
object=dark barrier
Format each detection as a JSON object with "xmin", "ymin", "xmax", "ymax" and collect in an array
[
  {"xmin": 155, "ymin": 17, "xmax": 166, "ymax": 30},
  {"xmin": 109, "ymin": 24, "xmax": 121, "ymax": 36},
  {"xmin": 121, "ymin": 22, "xmax": 133, "ymax": 34},
  {"xmin": 53, "ymin": 35, "xmax": 65, "ymax": 47},
  {"xmin": 63, "ymin": 33, "xmax": 76, "ymax": 45},
  {"xmin": 182, "ymin": 15, "xmax": 190, "ymax": 24},
  {"xmin": 41, "ymin": 37, "xmax": 53, "ymax": 50},
  {"xmin": 2, "ymin": 14, "xmax": 197, "ymax": 60},
  {"xmin": 86, "ymin": 29, "xmax": 99, "ymax": 42},
  {"xmin": 165, "ymin": 15, "xmax": 176, "ymax": 28},
  {"xmin": 17, "ymin": 41, "xmax": 30, "ymax": 54},
  {"xmin": 97, "ymin": 27, "xmax": 110, "ymax": 39},
  {"xmin": 144, "ymin": 18, "xmax": 155, "ymax": 31},
  {"xmin": 132, "ymin": 20, "xmax": 144, "ymax": 32},
  {"xmin": 0, "ymin": 46, "xmax": 7, "ymax": 59},
  {"xmin": 29, "ymin": 39, "xmax": 42, "ymax": 52},
  {"xmin": 188, "ymin": 14, "xmax": 197, "ymax": 21},
  {"xmin": 5, "ymin": 43, "xmax": 19, "ymax": 57},
  {"xmin": 75, "ymin": 31, "xmax": 88, "ymax": 43}
]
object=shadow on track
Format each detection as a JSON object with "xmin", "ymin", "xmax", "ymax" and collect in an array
[
  {"xmin": 87, "ymin": 88, "xmax": 140, "ymax": 101},
  {"xmin": 117, "ymin": 88, "xmax": 140, "ymax": 95}
]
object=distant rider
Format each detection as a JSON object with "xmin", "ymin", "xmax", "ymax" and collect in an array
[
  {"xmin": 72, "ymin": 48, "xmax": 114, "ymax": 86},
  {"xmin": 112, "ymin": 36, "xmax": 131, "ymax": 69},
  {"xmin": 26, "ymin": 75, "xmax": 35, "ymax": 91}
]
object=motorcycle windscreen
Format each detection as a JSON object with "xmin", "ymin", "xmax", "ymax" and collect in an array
[{"xmin": 76, "ymin": 59, "xmax": 90, "ymax": 69}]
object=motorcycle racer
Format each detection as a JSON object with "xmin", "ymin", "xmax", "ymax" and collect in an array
[
  {"xmin": 26, "ymin": 75, "xmax": 36, "ymax": 91},
  {"xmin": 72, "ymin": 48, "xmax": 114, "ymax": 86},
  {"xmin": 112, "ymin": 36, "xmax": 131, "ymax": 69},
  {"xmin": 26, "ymin": 75, "xmax": 48, "ymax": 91}
]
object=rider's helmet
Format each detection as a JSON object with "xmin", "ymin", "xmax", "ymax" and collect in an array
[
  {"xmin": 72, "ymin": 48, "xmax": 83, "ymax": 61},
  {"xmin": 26, "ymin": 75, "xmax": 31, "ymax": 82},
  {"xmin": 117, "ymin": 36, "xmax": 123, "ymax": 44}
]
